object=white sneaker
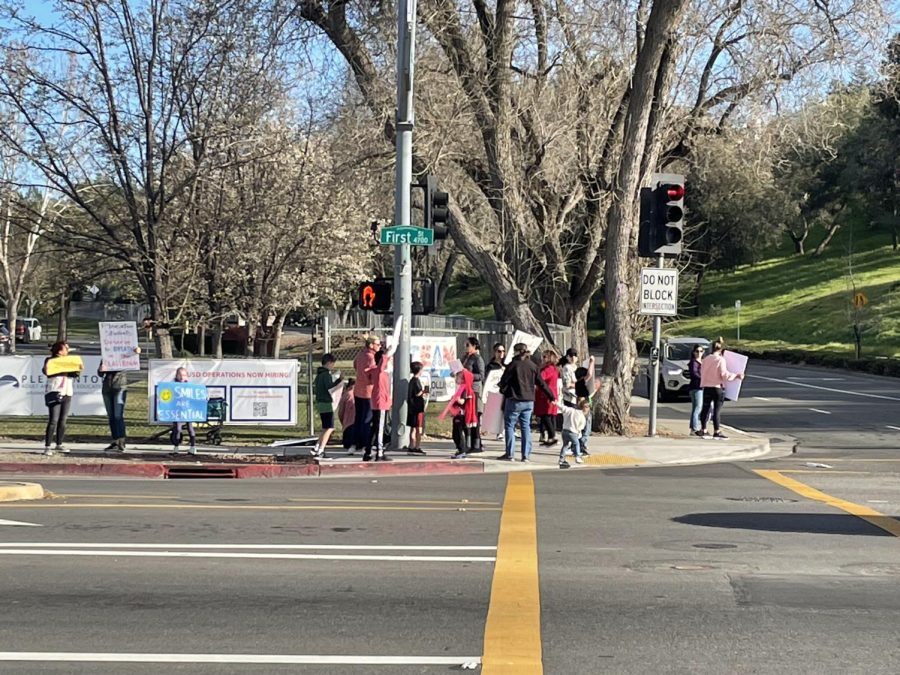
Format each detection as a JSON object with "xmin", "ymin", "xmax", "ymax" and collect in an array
[
  {"xmin": 347, "ymin": 446, "xmax": 357, "ymax": 456},
  {"xmin": 43, "ymin": 447, "xmax": 54, "ymax": 456},
  {"xmin": 575, "ymin": 456, "xmax": 584, "ymax": 464}
]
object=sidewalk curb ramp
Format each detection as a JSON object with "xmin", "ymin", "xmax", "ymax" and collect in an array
[{"xmin": 0, "ymin": 481, "xmax": 45, "ymax": 501}]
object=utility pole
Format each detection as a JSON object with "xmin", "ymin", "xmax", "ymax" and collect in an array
[
  {"xmin": 647, "ymin": 252, "xmax": 664, "ymax": 437},
  {"xmin": 390, "ymin": 0, "xmax": 416, "ymax": 451}
]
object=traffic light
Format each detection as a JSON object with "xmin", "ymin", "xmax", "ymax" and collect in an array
[
  {"xmin": 423, "ymin": 174, "xmax": 450, "ymax": 240},
  {"xmin": 357, "ymin": 280, "xmax": 392, "ymax": 314},
  {"xmin": 638, "ymin": 175, "xmax": 684, "ymax": 258}
]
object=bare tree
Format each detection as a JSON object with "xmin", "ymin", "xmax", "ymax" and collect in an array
[{"xmin": 295, "ymin": 0, "xmax": 885, "ymax": 431}]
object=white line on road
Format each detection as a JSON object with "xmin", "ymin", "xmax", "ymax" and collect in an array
[
  {"xmin": 0, "ymin": 653, "xmax": 481, "ymax": 665},
  {"xmin": 787, "ymin": 377, "xmax": 845, "ymax": 381},
  {"xmin": 808, "ymin": 408, "xmax": 832, "ymax": 415},
  {"xmin": 753, "ymin": 396, "xmax": 772, "ymax": 401},
  {"xmin": 0, "ymin": 519, "xmax": 42, "ymax": 527},
  {"xmin": 886, "ymin": 426, "xmax": 900, "ymax": 432},
  {"xmin": 0, "ymin": 549, "xmax": 495, "ymax": 562},
  {"xmin": 0, "ymin": 543, "xmax": 496, "ymax": 551},
  {"xmin": 748, "ymin": 373, "xmax": 900, "ymax": 402}
]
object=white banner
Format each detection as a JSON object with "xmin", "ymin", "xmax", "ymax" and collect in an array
[
  {"xmin": 505, "ymin": 330, "xmax": 543, "ymax": 364},
  {"xmin": 409, "ymin": 336, "xmax": 457, "ymax": 402},
  {"xmin": 99, "ymin": 321, "xmax": 141, "ymax": 371},
  {"xmin": 723, "ymin": 351, "xmax": 749, "ymax": 402},
  {"xmin": 0, "ymin": 355, "xmax": 105, "ymax": 416},
  {"xmin": 148, "ymin": 359, "xmax": 298, "ymax": 425}
]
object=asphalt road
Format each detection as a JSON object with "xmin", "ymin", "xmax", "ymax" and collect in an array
[
  {"xmin": 1, "ymin": 459, "xmax": 898, "ymax": 674},
  {"xmin": 648, "ymin": 359, "xmax": 900, "ymax": 457}
]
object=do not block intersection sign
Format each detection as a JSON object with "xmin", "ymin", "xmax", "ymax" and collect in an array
[{"xmin": 640, "ymin": 268, "xmax": 678, "ymax": 316}]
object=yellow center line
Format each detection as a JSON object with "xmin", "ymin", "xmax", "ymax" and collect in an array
[
  {"xmin": 0, "ymin": 504, "xmax": 500, "ymax": 512},
  {"xmin": 482, "ymin": 472, "xmax": 542, "ymax": 674},
  {"xmin": 755, "ymin": 469, "xmax": 900, "ymax": 538}
]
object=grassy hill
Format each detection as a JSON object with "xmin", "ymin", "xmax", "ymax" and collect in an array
[
  {"xmin": 673, "ymin": 230, "xmax": 900, "ymax": 360},
  {"xmin": 442, "ymin": 226, "xmax": 899, "ymax": 361}
]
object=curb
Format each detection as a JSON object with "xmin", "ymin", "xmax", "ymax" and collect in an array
[{"xmin": 0, "ymin": 481, "xmax": 45, "ymax": 502}]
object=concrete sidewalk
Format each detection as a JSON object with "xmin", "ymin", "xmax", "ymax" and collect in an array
[{"xmin": 0, "ymin": 400, "xmax": 775, "ymax": 480}]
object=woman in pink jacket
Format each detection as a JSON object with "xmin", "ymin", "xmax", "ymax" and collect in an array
[
  {"xmin": 365, "ymin": 350, "xmax": 392, "ymax": 462},
  {"xmin": 697, "ymin": 338, "xmax": 744, "ymax": 439}
]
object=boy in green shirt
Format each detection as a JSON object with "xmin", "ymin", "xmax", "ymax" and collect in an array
[{"xmin": 313, "ymin": 353, "xmax": 342, "ymax": 458}]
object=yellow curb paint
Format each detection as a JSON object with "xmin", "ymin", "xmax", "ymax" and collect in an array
[
  {"xmin": 755, "ymin": 470, "xmax": 900, "ymax": 538},
  {"xmin": 583, "ymin": 454, "xmax": 646, "ymax": 466},
  {"xmin": 777, "ymin": 470, "xmax": 871, "ymax": 475},
  {"xmin": 482, "ymin": 472, "xmax": 542, "ymax": 675},
  {"xmin": 0, "ymin": 482, "xmax": 44, "ymax": 502},
  {"xmin": 0, "ymin": 503, "xmax": 500, "ymax": 512}
]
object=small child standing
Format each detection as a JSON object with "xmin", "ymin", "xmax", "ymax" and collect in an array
[
  {"xmin": 440, "ymin": 369, "xmax": 477, "ymax": 459},
  {"xmin": 337, "ymin": 377, "xmax": 356, "ymax": 454},
  {"xmin": 171, "ymin": 367, "xmax": 197, "ymax": 455},
  {"xmin": 313, "ymin": 353, "xmax": 342, "ymax": 459},
  {"xmin": 406, "ymin": 362, "xmax": 427, "ymax": 455},
  {"xmin": 575, "ymin": 358, "xmax": 600, "ymax": 456},
  {"xmin": 559, "ymin": 398, "xmax": 591, "ymax": 468}
]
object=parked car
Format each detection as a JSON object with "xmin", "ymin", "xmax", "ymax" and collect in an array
[
  {"xmin": 646, "ymin": 336, "xmax": 711, "ymax": 401},
  {"xmin": 0, "ymin": 325, "xmax": 9, "ymax": 354},
  {"xmin": 0, "ymin": 317, "xmax": 42, "ymax": 344}
]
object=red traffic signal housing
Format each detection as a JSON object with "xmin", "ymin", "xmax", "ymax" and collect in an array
[{"xmin": 357, "ymin": 281, "xmax": 392, "ymax": 314}]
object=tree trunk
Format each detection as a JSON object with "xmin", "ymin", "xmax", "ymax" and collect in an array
[
  {"xmin": 151, "ymin": 296, "xmax": 173, "ymax": 359},
  {"xmin": 567, "ymin": 303, "xmax": 590, "ymax": 357},
  {"xmin": 436, "ymin": 251, "xmax": 458, "ymax": 312},
  {"xmin": 6, "ymin": 298, "xmax": 19, "ymax": 353},
  {"xmin": 56, "ymin": 291, "xmax": 70, "ymax": 343},
  {"xmin": 693, "ymin": 267, "xmax": 705, "ymax": 317},
  {"xmin": 213, "ymin": 318, "xmax": 224, "ymax": 359},
  {"xmin": 812, "ymin": 222, "xmax": 841, "ymax": 257},
  {"xmin": 245, "ymin": 319, "xmax": 257, "ymax": 358},
  {"xmin": 788, "ymin": 218, "xmax": 809, "ymax": 254},
  {"xmin": 271, "ymin": 313, "xmax": 287, "ymax": 359}
]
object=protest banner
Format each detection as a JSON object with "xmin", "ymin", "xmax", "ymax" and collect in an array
[
  {"xmin": 481, "ymin": 391, "xmax": 505, "ymax": 435},
  {"xmin": 410, "ymin": 336, "xmax": 457, "ymax": 401},
  {"xmin": 723, "ymin": 351, "xmax": 749, "ymax": 401},
  {"xmin": 99, "ymin": 321, "xmax": 141, "ymax": 371},
  {"xmin": 0, "ymin": 356, "xmax": 104, "ymax": 416},
  {"xmin": 148, "ymin": 359, "xmax": 298, "ymax": 425},
  {"xmin": 155, "ymin": 382, "xmax": 209, "ymax": 422},
  {"xmin": 45, "ymin": 355, "xmax": 84, "ymax": 376},
  {"xmin": 504, "ymin": 330, "xmax": 543, "ymax": 364}
]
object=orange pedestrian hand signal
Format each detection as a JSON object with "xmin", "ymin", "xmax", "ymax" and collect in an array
[{"xmin": 357, "ymin": 281, "xmax": 392, "ymax": 313}]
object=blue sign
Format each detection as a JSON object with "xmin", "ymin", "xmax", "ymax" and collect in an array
[{"xmin": 155, "ymin": 382, "xmax": 208, "ymax": 422}]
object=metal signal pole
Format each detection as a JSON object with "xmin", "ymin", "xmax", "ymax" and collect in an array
[{"xmin": 390, "ymin": 0, "xmax": 416, "ymax": 451}]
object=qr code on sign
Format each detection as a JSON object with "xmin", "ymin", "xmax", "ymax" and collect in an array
[{"xmin": 252, "ymin": 402, "xmax": 268, "ymax": 418}]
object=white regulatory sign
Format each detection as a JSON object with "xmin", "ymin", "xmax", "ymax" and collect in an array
[{"xmin": 640, "ymin": 268, "xmax": 678, "ymax": 316}]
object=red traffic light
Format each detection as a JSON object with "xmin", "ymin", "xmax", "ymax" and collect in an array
[{"xmin": 663, "ymin": 184, "xmax": 685, "ymax": 200}]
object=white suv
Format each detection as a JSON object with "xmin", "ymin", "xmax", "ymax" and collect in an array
[
  {"xmin": 20, "ymin": 317, "xmax": 42, "ymax": 342},
  {"xmin": 647, "ymin": 336, "xmax": 710, "ymax": 401}
]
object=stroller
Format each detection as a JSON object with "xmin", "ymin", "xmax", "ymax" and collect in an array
[{"xmin": 202, "ymin": 397, "xmax": 228, "ymax": 446}]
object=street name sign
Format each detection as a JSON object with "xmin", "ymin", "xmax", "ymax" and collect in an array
[
  {"xmin": 640, "ymin": 268, "xmax": 678, "ymax": 316},
  {"xmin": 380, "ymin": 226, "xmax": 434, "ymax": 246}
]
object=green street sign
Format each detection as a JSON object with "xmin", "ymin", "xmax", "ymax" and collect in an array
[{"xmin": 379, "ymin": 226, "xmax": 434, "ymax": 246}]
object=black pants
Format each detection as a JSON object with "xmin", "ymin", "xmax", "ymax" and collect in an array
[
  {"xmin": 700, "ymin": 387, "xmax": 725, "ymax": 432},
  {"xmin": 452, "ymin": 416, "xmax": 469, "ymax": 453},
  {"xmin": 469, "ymin": 412, "xmax": 483, "ymax": 451},
  {"xmin": 45, "ymin": 396, "xmax": 72, "ymax": 447},
  {"xmin": 367, "ymin": 409, "xmax": 386, "ymax": 453},
  {"xmin": 538, "ymin": 414, "xmax": 557, "ymax": 441}
]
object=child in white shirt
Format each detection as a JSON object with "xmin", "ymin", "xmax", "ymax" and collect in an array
[{"xmin": 559, "ymin": 398, "xmax": 591, "ymax": 468}]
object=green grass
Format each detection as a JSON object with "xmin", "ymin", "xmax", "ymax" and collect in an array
[
  {"xmin": 673, "ymin": 234, "xmax": 900, "ymax": 358},
  {"xmin": 442, "ymin": 280, "xmax": 496, "ymax": 320}
]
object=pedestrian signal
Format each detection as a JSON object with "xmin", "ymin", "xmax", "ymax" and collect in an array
[{"xmin": 357, "ymin": 281, "xmax": 392, "ymax": 314}]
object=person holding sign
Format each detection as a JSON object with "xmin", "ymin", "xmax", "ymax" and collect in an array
[
  {"xmin": 98, "ymin": 347, "xmax": 141, "ymax": 453},
  {"xmin": 42, "ymin": 341, "xmax": 81, "ymax": 455},
  {"xmin": 170, "ymin": 367, "xmax": 198, "ymax": 454},
  {"xmin": 698, "ymin": 338, "xmax": 744, "ymax": 440}
]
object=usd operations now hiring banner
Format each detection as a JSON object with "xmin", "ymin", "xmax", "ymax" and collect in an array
[{"xmin": 147, "ymin": 359, "xmax": 297, "ymax": 425}]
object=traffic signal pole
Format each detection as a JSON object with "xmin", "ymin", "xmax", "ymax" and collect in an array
[
  {"xmin": 648, "ymin": 252, "xmax": 664, "ymax": 437},
  {"xmin": 390, "ymin": 0, "xmax": 416, "ymax": 451}
]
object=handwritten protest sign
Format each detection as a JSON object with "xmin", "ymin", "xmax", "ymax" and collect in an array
[
  {"xmin": 155, "ymin": 382, "xmax": 208, "ymax": 422},
  {"xmin": 723, "ymin": 351, "xmax": 749, "ymax": 401},
  {"xmin": 45, "ymin": 355, "xmax": 84, "ymax": 377},
  {"xmin": 99, "ymin": 322, "xmax": 140, "ymax": 371}
]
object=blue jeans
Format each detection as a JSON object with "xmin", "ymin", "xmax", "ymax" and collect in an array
[
  {"xmin": 689, "ymin": 389, "xmax": 703, "ymax": 431},
  {"xmin": 560, "ymin": 430, "xmax": 581, "ymax": 462},
  {"xmin": 102, "ymin": 389, "xmax": 127, "ymax": 440},
  {"xmin": 504, "ymin": 400, "xmax": 534, "ymax": 459},
  {"xmin": 580, "ymin": 411, "xmax": 592, "ymax": 454}
]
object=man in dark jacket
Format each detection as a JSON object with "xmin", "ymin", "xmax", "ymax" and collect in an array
[{"xmin": 497, "ymin": 343, "xmax": 555, "ymax": 461}]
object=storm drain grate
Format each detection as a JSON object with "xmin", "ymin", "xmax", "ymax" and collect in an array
[
  {"xmin": 165, "ymin": 466, "xmax": 237, "ymax": 479},
  {"xmin": 725, "ymin": 496, "xmax": 797, "ymax": 503}
]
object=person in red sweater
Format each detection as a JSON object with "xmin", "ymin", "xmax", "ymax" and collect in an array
[
  {"xmin": 365, "ymin": 349, "xmax": 392, "ymax": 462},
  {"xmin": 535, "ymin": 349, "xmax": 560, "ymax": 446},
  {"xmin": 352, "ymin": 335, "xmax": 380, "ymax": 453}
]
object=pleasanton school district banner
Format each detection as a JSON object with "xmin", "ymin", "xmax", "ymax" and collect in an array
[
  {"xmin": 147, "ymin": 359, "xmax": 298, "ymax": 425},
  {"xmin": 0, "ymin": 355, "xmax": 104, "ymax": 416}
]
